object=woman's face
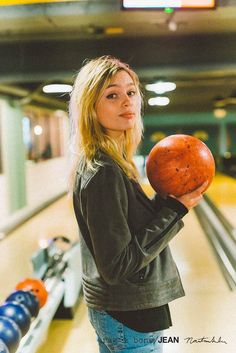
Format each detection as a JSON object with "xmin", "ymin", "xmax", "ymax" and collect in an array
[{"xmin": 95, "ymin": 70, "xmax": 141, "ymax": 139}]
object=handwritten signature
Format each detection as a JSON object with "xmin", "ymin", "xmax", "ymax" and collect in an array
[{"xmin": 184, "ymin": 336, "xmax": 227, "ymax": 344}]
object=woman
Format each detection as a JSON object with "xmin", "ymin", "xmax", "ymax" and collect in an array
[{"xmin": 69, "ymin": 55, "xmax": 204, "ymax": 353}]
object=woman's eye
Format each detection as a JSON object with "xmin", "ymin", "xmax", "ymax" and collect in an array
[
  {"xmin": 106, "ymin": 90, "xmax": 136, "ymax": 99},
  {"xmin": 106, "ymin": 93, "xmax": 117, "ymax": 99},
  {"xmin": 128, "ymin": 90, "xmax": 136, "ymax": 96}
]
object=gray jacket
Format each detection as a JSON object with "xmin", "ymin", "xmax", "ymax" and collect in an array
[{"xmin": 73, "ymin": 152, "xmax": 187, "ymax": 311}]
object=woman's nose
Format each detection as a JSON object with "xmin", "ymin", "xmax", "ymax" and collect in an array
[{"xmin": 122, "ymin": 94, "xmax": 131, "ymax": 106}]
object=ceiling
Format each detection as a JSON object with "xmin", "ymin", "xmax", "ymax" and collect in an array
[{"xmin": 1, "ymin": 0, "xmax": 236, "ymax": 114}]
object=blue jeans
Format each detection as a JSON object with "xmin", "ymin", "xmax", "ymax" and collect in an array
[{"xmin": 88, "ymin": 307, "xmax": 164, "ymax": 353}]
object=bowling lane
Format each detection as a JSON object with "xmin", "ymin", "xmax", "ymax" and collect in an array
[
  {"xmin": 0, "ymin": 174, "xmax": 235, "ymax": 353},
  {"xmin": 207, "ymin": 173, "xmax": 236, "ymax": 227},
  {"xmin": 0, "ymin": 196, "xmax": 79, "ymax": 303},
  {"xmin": 164, "ymin": 210, "xmax": 236, "ymax": 353}
]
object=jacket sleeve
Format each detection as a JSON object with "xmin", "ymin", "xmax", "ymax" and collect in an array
[
  {"xmin": 152, "ymin": 194, "xmax": 188, "ymax": 219},
  {"xmin": 81, "ymin": 164, "xmax": 186, "ymax": 285}
]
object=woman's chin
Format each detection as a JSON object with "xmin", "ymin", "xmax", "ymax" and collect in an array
[{"xmin": 124, "ymin": 120, "xmax": 136, "ymax": 130}]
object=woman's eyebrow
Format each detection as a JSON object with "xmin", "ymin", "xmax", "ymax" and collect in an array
[{"xmin": 106, "ymin": 82, "xmax": 135, "ymax": 89}]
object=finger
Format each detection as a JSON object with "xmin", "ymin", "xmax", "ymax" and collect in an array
[
  {"xmin": 191, "ymin": 181, "xmax": 208, "ymax": 195},
  {"xmin": 188, "ymin": 195, "xmax": 203, "ymax": 208},
  {"xmin": 193, "ymin": 194, "xmax": 203, "ymax": 203},
  {"xmin": 197, "ymin": 181, "xmax": 208, "ymax": 192},
  {"xmin": 169, "ymin": 194, "xmax": 176, "ymax": 199}
]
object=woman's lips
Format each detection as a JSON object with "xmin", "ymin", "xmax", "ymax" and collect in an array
[{"xmin": 120, "ymin": 113, "xmax": 135, "ymax": 119}]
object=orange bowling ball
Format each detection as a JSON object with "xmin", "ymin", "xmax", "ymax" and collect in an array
[
  {"xmin": 15, "ymin": 278, "xmax": 48, "ymax": 308},
  {"xmin": 146, "ymin": 134, "xmax": 215, "ymax": 197}
]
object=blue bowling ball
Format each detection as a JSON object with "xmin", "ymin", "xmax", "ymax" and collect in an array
[
  {"xmin": 0, "ymin": 302, "xmax": 31, "ymax": 337},
  {"xmin": 6, "ymin": 290, "xmax": 39, "ymax": 318},
  {"xmin": 0, "ymin": 339, "xmax": 9, "ymax": 353},
  {"xmin": 0, "ymin": 316, "xmax": 21, "ymax": 353}
]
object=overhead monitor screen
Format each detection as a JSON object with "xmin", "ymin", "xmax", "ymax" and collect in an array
[{"xmin": 122, "ymin": 0, "xmax": 216, "ymax": 9}]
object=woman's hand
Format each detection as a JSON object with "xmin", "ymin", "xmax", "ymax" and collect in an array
[{"xmin": 171, "ymin": 182, "xmax": 208, "ymax": 210}]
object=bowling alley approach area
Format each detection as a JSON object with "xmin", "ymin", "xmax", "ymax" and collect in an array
[{"xmin": 0, "ymin": 171, "xmax": 236, "ymax": 353}]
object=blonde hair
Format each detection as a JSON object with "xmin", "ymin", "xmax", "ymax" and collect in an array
[{"xmin": 68, "ymin": 55, "xmax": 143, "ymax": 192}]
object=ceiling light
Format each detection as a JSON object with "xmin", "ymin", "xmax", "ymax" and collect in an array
[
  {"xmin": 43, "ymin": 84, "xmax": 72, "ymax": 94},
  {"xmin": 34, "ymin": 125, "xmax": 43, "ymax": 136},
  {"xmin": 168, "ymin": 20, "xmax": 177, "ymax": 31},
  {"xmin": 213, "ymin": 108, "xmax": 227, "ymax": 119},
  {"xmin": 145, "ymin": 81, "xmax": 176, "ymax": 94},
  {"xmin": 148, "ymin": 97, "xmax": 170, "ymax": 106}
]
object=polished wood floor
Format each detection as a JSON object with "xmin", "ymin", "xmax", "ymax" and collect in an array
[{"xmin": 1, "ymin": 174, "xmax": 236, "ymax": 353}]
